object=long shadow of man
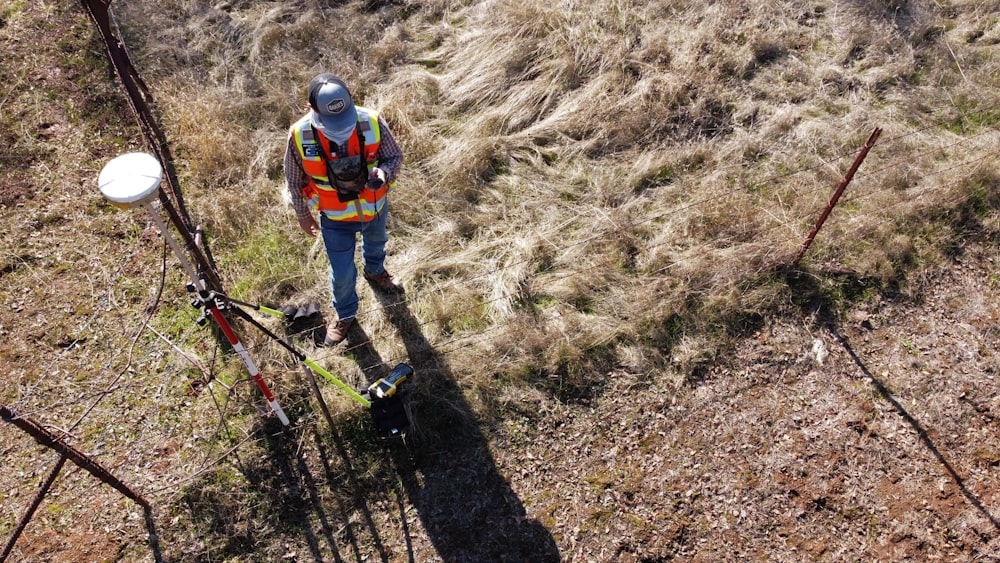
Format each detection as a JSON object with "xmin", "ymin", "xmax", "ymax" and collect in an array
[{"xmin": 354, "ymin": 291, "xmax": 561, "ymax": 562}]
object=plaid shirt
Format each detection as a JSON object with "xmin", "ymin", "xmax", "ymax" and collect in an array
[{"xmin": 284, "ymin": 114, "xmax": 404, "ymax": 222}]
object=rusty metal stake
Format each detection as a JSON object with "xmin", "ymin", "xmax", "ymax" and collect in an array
[
  {"xmin": 1, "ymin": 405, "xmax": 149, "ymax": 507},
  {"xmin": 1, "ymin": 404, "xmax": 154, "ymax": 561},
  {"xmin": 792, "ymin": 127, "xmax": 883, "ymax": 267},
  {"xmin": 0, "ymin": 455, "xmax": 67, "ymax": 562}
]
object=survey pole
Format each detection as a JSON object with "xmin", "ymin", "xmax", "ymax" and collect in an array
[{"xmin": 98, "ymin": 152, "xmax": 289, "ymax": 426}]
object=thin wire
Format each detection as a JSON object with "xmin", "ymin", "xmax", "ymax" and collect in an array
[
  {"xmin": 5, "ymin": 72, "xmax": 998, "ymax": 562},
  {"xmin": 238, "ymin": 118, "xmax": 1000, "ymax": 371},
  {"xmin": 304, "ymin": 144, "xmax": 998, "ymax": 376},
  {"xmin": 337, "ymin": 137, "xmax": 1000, "ymax": 374},
  {"xmin": 14, "ymin": 219, "xmax": 152, "ymax": 410},
  {"xmin": 129, "ymin": 130, "xmax": 996, "ymax": 474},
  {"xmin": 66, "ymin": 237, "xmax": 167, "ymax": 434}
]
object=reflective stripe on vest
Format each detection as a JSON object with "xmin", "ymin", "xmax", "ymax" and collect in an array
[{"xmin": 291, "ymin": 107, "xmax": 390, "ymax": 222}]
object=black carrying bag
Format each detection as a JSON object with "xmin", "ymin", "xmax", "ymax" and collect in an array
[
  {"xmin": 370, "ymin": 393, "xmax": 409, "ymax": 437},
  {"xmin": 313, "ymin": 124, "xmax": 368, "ymax": 202}
]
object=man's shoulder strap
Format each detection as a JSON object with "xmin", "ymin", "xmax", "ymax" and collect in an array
[
  {"xmin": 356, "ymin": 106, "xmax": 379, "ymax": 133},
  {"xmin": 290, "ymin": 114, "xmax": 315, "ymax": 139}
]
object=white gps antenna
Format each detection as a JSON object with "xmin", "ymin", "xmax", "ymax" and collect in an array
[
  {"xmin": 98, "ymin": 152, "xmax": 201, "ymax": 285},
  {"xmin": 98, "ymin": 153, "xmax": 290, "ymax": 426},
  {"xmin": 98, "ymin": 152, "xmax": 163, "ymax": 208}
]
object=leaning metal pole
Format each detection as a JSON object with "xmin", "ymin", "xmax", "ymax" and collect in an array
[
  {"xmin": 98, "ymin": 152, "xmax": 289, "ymax": 426},
  {"xmin": 792, "ymin": 127, "xmax": 883, "ymax": 268},
  {"xmin": 0, "ymin": 403, "xmax": 154, "ymax": 563}
]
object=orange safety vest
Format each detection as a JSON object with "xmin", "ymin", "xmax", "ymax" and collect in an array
[{"xmin": 290, "ymin": 107, "xmax": 391, "ymax": 222}]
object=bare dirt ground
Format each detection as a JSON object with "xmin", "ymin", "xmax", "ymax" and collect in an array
[
  {"xmin": 4, "ymin": 2, "xmax": 1000, "ymax": 562},
  {"xmin": 478, "ymin": 235, "xmax": 1000, "ymax": 561}
]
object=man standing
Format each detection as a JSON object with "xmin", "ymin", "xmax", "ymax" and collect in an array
[{"xmin": 284, "ymin": 73, "xmax": 404, "ymax": 346}]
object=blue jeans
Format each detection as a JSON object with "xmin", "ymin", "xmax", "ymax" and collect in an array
[{"xmin": 319, "ymin": 209, "xmax": 389, "ymax": 321}]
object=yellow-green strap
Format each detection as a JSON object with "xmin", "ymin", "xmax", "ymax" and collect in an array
[
  {"xmin": 304, "ymin": 358, "xmax": 371, "ymax": 408},
  {"xmin": 258, "ymin": 305, "xmax": 286, "ymax": 318}
]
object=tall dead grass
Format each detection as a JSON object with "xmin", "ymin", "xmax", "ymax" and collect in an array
[{"xmin": 114, "ymin": 0, "xmax": 1000, "ymax": 399}]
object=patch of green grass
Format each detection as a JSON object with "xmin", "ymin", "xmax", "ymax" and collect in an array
[
  {"xmin": 225, "ymin": 224, "xmax": 312, "ymax": 302},
  {"xmin": 944, "ymin": 95, "xmax": 1000, "ymax": 133},
  {"xmin": 637, "ymin": 165, "xmax": 675, "ymax": 191},
  {"xmin": 440, "ymin": 294, "xmax": 491, "ymax": 334},
  {"xmin": 149, "ymin": 303, "xmax": 202, "ymax": 344},
  {"xmin": 963, "ymin": 169, "xmax": 1000, "ymax": 219},
  {"xmin": 425, "ymin": 288, "xmax": 493, "ymax": 336},
  {"xmin": 527, "ymin": 293, "xmax": 559, "ymax": 309},
  {"xmin": 0, "ymin": 0, "xmax": 25, "ymax": 26},
  {"xmin": 210, "ymin": 361, "xmax": 247, "ymax": 390}
]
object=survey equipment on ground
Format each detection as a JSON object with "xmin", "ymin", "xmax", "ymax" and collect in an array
[
  {"xmin": 98, "ymin": 152, "xmax": 412, "ymax": 437},
  {"xmin": 99, "ymin": 152, "xmax": 290, "ymax": 426}
]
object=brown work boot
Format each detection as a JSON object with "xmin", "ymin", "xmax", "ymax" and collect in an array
[
  {"xmin": 363, "ymin": 269, "xmax": 403, "ymax": 293},
  {"xmin": 323, "ymin": 317, "xmax": 355, "ymax": 346}
]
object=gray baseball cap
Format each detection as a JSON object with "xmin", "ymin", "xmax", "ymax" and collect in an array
[{"xmin": 307, "ymin": 74, "xmax": 358, "ymax": 142}]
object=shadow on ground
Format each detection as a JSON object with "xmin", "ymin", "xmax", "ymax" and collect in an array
[
  {"xmin": 828, "ymin": 323, "xmax": 1000, "ymax": 533},
  {"xmin": 176, "ymin": 286, "xmax": 558, "ymax": 561},
  {"xmin": 177, "ymin": 402, "xmax": 395, "ymax": 562},
  {"xmin": 787, "ymin": 266, "xmax": 1000, "ymax": 534},
  {"xmin": 352, "ymin": 289, "xmax": 562, "ymax": 562}
]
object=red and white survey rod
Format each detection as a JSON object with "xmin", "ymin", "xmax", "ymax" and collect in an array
[{"xmin": 98, "ymin": 152, "xmax": 289, "ymax": 426}]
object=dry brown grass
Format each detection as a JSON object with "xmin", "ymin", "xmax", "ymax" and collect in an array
[{"xmin": 4, "ymin": 0, "xmax": 1000, "ymax": 560}]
